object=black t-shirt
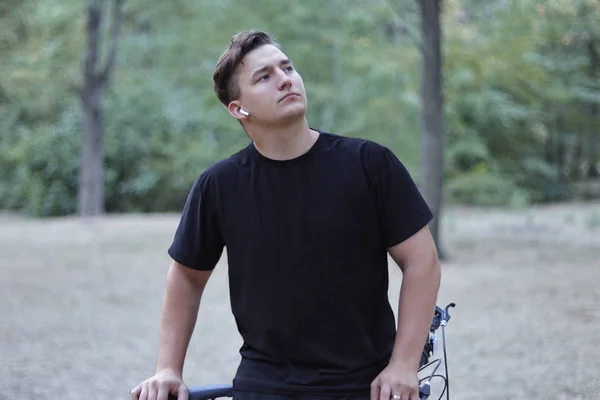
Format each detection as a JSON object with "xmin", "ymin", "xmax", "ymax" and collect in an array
[{"xmin": 168, "ymin": 131, "xmax": 433, "ymax": 397}]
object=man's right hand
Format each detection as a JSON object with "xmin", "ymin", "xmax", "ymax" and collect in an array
[{"xmin": 130, "ymin": 369, "xmax": 189, "ymax": 400}]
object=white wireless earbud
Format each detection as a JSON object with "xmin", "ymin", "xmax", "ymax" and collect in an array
[{"xmin": 239, "ymin": 108, "xmax": 250, "ymax": 116}]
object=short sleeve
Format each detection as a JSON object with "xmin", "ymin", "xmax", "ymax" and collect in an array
[
  {"xmin": 167, "ymin": 171, "xmax": 225, "ymax": 270},
  {"xmin": 363, "ymin": 143, "xmax": 434, "ymax": 248}
]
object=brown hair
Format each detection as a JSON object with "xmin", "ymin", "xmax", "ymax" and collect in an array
[{"xmin": 212, "ymin": 30, "xmax": 282, "ymax": 107}]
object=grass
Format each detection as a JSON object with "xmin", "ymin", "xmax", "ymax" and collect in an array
[{"xmin": 1, "ymin": 202, "xmax": 600, "ymax": 400}]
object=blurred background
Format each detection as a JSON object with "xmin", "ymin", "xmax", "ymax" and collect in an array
[{"xmin": 1, "ymin": 0, "xmax": 599, "ymax": 399}]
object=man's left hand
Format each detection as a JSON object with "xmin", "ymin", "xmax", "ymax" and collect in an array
[{"xmin": 370, "ymin": 359, "xmax": 420, "ymax": 400}]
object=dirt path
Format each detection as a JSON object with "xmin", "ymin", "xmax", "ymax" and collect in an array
[{"xmin": 1, "ymin": 203, "xmax": 599, "ymax": 400}]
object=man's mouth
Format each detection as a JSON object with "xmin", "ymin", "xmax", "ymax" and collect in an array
[{"xmin": 279, "ymin": 93, "xmax": 299, "ymax": 102}]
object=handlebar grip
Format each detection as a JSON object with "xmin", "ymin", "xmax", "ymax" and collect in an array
[{"xmin": 168, "ymin": 384, "xmax": 233, "ymax": 400}]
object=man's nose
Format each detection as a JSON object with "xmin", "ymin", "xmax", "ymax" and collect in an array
[{"xmin": 277, "ymin": 71, "xmax": 292, "ymax": 90}]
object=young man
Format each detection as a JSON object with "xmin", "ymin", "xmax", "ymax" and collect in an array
[{"xmin": 131, "ymin": 30, "xmax": 441, "ymax": 400}]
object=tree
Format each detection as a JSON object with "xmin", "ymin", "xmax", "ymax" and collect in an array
[
  {"xmin": 5, "ymin": 0, "xmax": 598, "ymax": 217},
  {"xmin": 73, "ymin": 0, "xmax": 125, "ymax": 216},
  {"xmin": 418, "ymin": 0, "xmax": 445, "ymax": 259},
  {"xmin": 383, "ymin": 0, "xmax": 446, "ymax": 256}
]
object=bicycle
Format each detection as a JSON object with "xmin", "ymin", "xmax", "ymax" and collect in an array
[{"xmin": 167, "ymin": 302, "xmax": 456, "ymax": 400}]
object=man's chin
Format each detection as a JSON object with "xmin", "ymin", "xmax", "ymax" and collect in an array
[
  {"xmin": 284, "ymin": 105, "xmax": 307, "ymax": 119},
  {"xmin": 267, "ymin": 109, "xmax": 306, "ymax": 125}
]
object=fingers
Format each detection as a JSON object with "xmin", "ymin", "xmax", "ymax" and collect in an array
[
  {"xmin": 130, "ymin": 385, "xmax": 141, "ymax": 400},
  {"xmin": 147, "ymin": 386, "xmax": 158, "ymax": 400},
  {"xmin": 157, "ymin": 386, "xmax": 169, "ymax": 400},
  {"xmin": 177, "ymin": 385, "xmax": 189, "ymax": 400},
  {"xmin": 132, "ymin": 384, "xmax": 178, "ymax": 400},
  {"xmin": 130, "ymin": 373, "xmax": 187, "ymax": 400},
  {"xmin": 410, "ymin": 386, "xmax": 421, "ymax": 400},
  {"xmin": 372, "ymin": 381, "xmax": 420, "ymax": 400},
  {"xmin": 392, "ymin": 385, "xmax": 419, "ymax": 400},
  {"xmin": 139, "ymin": 386, "xmax": 148, "ymax": 400},
  {"xmin": 380, "ymin": 384, "xmax": 416, "ymax": 400},
  {"xmin": 370, "ymin": 381, "xmax": 379, "ymax": 400},
  {"xmin": 379, "ymin": 383, "xmax": 391, "ymax": 400}
]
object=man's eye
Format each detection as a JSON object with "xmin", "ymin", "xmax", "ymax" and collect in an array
[{"xmin": 259, "ymin": 75, "xmax": 269, "ymax": 81}]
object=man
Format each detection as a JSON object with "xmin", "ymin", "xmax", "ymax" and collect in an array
[{"xmin": 131, "ymin": 30, "xmax": 441, "ymax": 400}]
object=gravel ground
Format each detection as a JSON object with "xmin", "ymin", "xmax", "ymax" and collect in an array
[{"xmin": 1, "ymin": 202, "xmax": 599, "ymax": 400}]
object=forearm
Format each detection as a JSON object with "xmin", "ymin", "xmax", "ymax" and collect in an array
[
  {"xmin": 155, "ymin": 264, "xmax": 205, "ymax": 376},
  {"xmin": 391, "ymin": 260, "xmax": 441, "ymax": 369}
]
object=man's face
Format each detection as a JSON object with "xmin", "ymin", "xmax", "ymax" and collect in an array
[{"xmin": 228, "ymin": 44, "xmax": 307, "ymax": 127}]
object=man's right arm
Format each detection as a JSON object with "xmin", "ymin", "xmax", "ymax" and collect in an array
[
  {"xmin": 156, "ymin": 260, "xmax": 213, "ymax": 375},
  {"xmin": 131, "ymin": 170, "xmax": 224, "ymax": 400},
  {"xmin": 130, "ymin": 261, "xmax": 213, "ymax": 400}
]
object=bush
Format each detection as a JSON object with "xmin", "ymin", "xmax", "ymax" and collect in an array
[
  {"xmin": 446, "ymin": 171, "xmax": 529, "ymax": 208},
  {"xmin": 0, "ymin": 91, "xmax": 245, "ymax": 217}
]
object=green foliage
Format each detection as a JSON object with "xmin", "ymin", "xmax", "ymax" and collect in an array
[
  {"xmin": 0, "ymin": 107, "xmax": 80, "ymax": 216},
  {"xmin": 1, "ymin": 0, "xmax": 599, "ymax": 216},
  {"xmin": 446, "ymin": 171, "xmax": 529, "ymax": 207},
  {"xmin": 442, "ymin": 0, "xmax": 600, "ymax": 206}
]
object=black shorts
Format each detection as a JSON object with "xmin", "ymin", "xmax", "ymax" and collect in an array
[{"xmin": 232, "ymin": 391, "xmax": 369, "ymax": 400}]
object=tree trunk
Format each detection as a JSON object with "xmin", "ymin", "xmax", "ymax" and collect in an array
[
  {"xmin": 555, "ymin": 115, "xmax": 566, "ymax": 181},
  {"xmin": 545, "ymin": 126, "xmax": 554, "ymax": 165},
  {"xmin": 587, "ymin": 38, "xmax": 599, "ymax": 178},
  {"xmin": 75, "ymin": 0, "xmax": 124, "ymax": 217},
  {"xmin": 572, "ymin": 129, "xmax": 584, "ymax": 180},
  {"xmin": 588, "ymin": 102, "xmax": 599, "ymax": 178},
  {"xmin": 418, "ymin": 0, "xmax": 445, "ymax": 259},
  {"xmin": 79, "ymin": 86, "xmax": 105, "ymax": 216},
  {"xmin": 322, "ymin": 38, "xmax": 340, "ymax": 132}
]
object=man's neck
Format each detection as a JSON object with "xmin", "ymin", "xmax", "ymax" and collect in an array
[{"xmin": 249, "ymin": 119, "xmax": 320, "ymax": 161}]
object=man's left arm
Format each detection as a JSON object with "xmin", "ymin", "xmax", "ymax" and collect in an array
[
  {"xmin": 362, "ymin": 144, "xmax": 442, "ymax": 400},
  {"xmin": 388, "ymin": 225, "xmax": 441, "ymax": 369},
  {"xmin": 371, "ymin": 226, "xmax": 441, "ymax": 400}
]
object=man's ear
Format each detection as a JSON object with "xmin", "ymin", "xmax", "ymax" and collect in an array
[{"xmin": 227, "ymin": 101, "xmax": 249, "ymax": 120}]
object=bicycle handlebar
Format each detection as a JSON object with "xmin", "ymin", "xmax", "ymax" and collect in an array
[
  {"xmin": 166, "ymin": 383, "xmax": 432, "ymax": 400},
  {"xmin": 167, "ymin": 384, "xmax": 233, "ymax": 400}
]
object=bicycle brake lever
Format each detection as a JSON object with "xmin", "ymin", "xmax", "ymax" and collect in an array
[
  {"xmin": 430, "ymin": 306, "xmax": 443, "ymax": 331},
  {"xmin": 442, "ymin": 303, "xmax": 456, "ymax": 324}
]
